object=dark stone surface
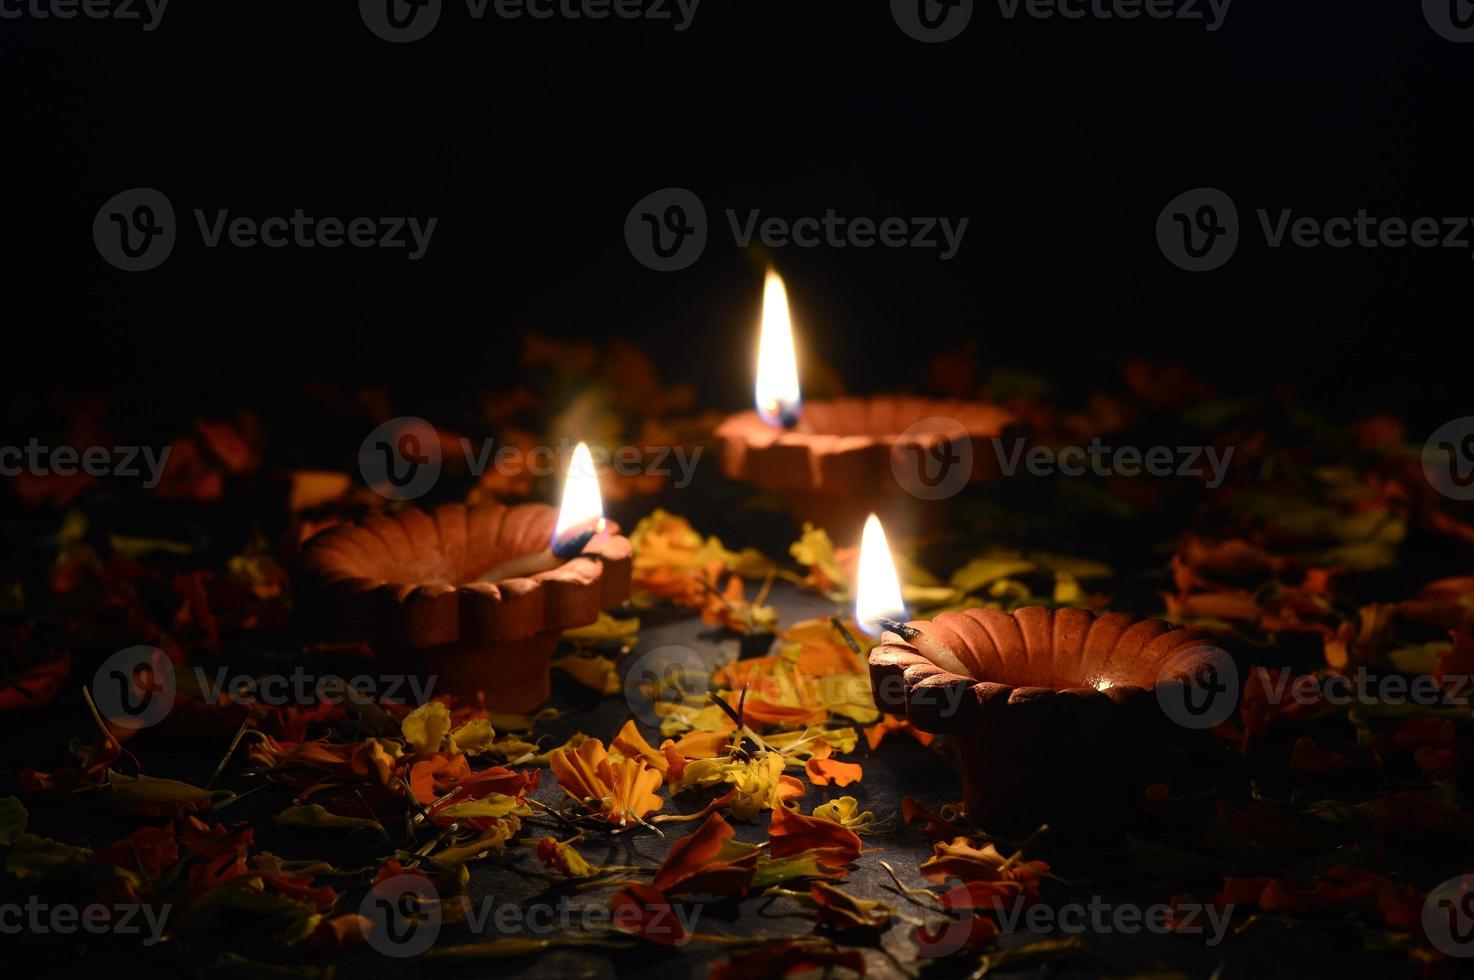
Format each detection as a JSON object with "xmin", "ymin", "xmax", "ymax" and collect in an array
[{"xmin": 313, "ymin": 582, "xmax": 1232, "ymax": 980}]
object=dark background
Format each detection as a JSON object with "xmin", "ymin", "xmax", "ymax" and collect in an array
[
  {"xmin": 2, "ymin": 8, "xmax": 1470, "ymax": 977},
  {"xmin": 1, "ymin": 0, "xmax": 1467, "ymax": 435}
]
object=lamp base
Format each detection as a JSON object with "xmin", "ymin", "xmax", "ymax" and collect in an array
[
  {"xmin": 950, "ymin": 730, "xmax": 1145, "ymax": 841},
  {"xmin": 377, "ymin": 633, "xmax": 561, "ymax": 715}
]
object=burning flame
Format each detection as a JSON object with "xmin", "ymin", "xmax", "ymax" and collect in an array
[
  {"xmin": 855, "ymin": 513, "xmax": 907, "ymax": 638},
  {"xmin": 755, "ymin": 268, "xmax": 801, "ymax": 428},
  {"xmin": 552, "ymin": 441, "xmax": 606, "ymax": 555}
]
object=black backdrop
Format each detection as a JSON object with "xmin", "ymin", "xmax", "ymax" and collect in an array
[{"xmin": 3, "ymin": 0, "xmax": 1468, "ymax": 437}]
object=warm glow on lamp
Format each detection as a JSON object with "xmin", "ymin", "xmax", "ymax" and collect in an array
[
  {"xmin": 854, "ymin": 513, "xmax": 907, "ymax": 638},
  {"xmin": 755, "ymin": 268, "xmax": 801, "ymax": 428},
  {"xmin": 552, "ymin": 441, "xmax": 606, "ymax": 558}
]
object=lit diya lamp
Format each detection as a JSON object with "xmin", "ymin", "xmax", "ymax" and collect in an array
[
  {"xmin": 298, "ymin": 442, "xmax": 631, "ymax": 713},
  {"xmin": 861, "ymin": 535, "xmax": 1229, "ymax": 838},
  {"xmin": 715, "ymin": 269, "xmax": 1020, "ymax": 541}
]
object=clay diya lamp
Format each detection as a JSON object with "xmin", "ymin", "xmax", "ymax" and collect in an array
[
  {"xmin": 717, "ymin": 397, "xmax": 1018, "ymax": 540},
  {"xmin": 867, "ymin": 605, "xmax": 1228, "ymax": 840},
  {"xmin": 714, "ymin": 270, "xmax": 1017, "ymax": 541},
  {"xmin": 296, "ymin": 444, "xmax": 631, "ymax": 713}
]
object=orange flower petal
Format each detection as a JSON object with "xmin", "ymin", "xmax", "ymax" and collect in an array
[
  {"xmin": 712, "ymin": 940, "xmax": 866, "ymax": 980},
  {"xmin": 651, "ymin": 813, "xmax": 757, "ymax": 898},
  {"xmin": 613, "ymin": 719, "xmax": 669, "ymax": 775},
  {"xmin": 920, "ymin": 837, "xmax": 1048, "ymax": 889},
  {"xmin": 805, "ymin": 758, "xmax": 862, "ymax": 787},
  {"xmin": 901, "ymin": 796, "xmax": 963, "ymax": 843},
  {"xmin": 768, "ymin": 802, "xmax": 861, "ymax": 869},
  {"xmin": 609, "ymin": 883, "xmax": 689, "ymax": 946}
]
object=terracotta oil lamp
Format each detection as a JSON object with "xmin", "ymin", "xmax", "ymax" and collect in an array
[
  {"xmin": 865, "ymin": 598, "xmax": 1226, "ymax": 840},
  {"xmin": 297, "ymin": 442, "xmax": 631, "ymax": 713},
  {"xmin": 715, "ymin": 270, "xmax": 1018, "ymax": 541}
]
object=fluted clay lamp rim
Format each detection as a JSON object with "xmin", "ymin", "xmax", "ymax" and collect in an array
[
  {"xmin": 868, "ymin": 605, "xmax": 1226, "ymax": 839},
  {"xmin": 717, "ymin": 395, "xmax": 1020, "ymax": 540},
  {"xmin": 296, "ymin": 501, "xmax": 631, "ymax": 712},
  {"xmin": 715, "ymin": 395, "xmax": 1018, "ymax": 494}
]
